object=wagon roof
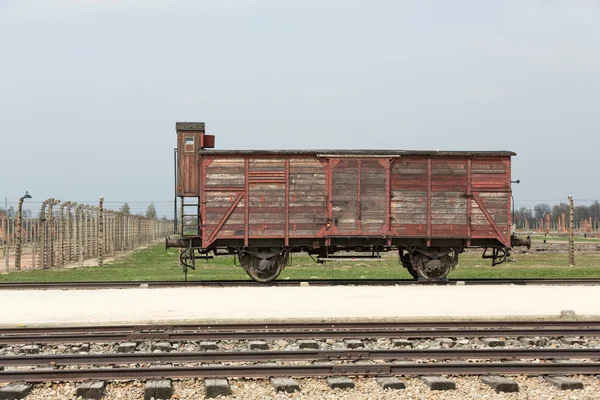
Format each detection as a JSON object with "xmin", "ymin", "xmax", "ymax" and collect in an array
[{"xmin": 198, "ymin": 149, "xmax": 516, "ymax": 157}]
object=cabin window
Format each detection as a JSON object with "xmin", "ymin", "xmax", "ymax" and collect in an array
[{"xmin": 184, "ymin": 136, "xmax": 195, "ymax": 153}]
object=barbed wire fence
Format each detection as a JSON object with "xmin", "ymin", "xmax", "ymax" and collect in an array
[
  {"xmin": 1, "ymin": 195, "xmax": 597, "ymax": 272},
  {"xmin": 1, "ymin": 197, "xmax": 173, "ymax": 272}
]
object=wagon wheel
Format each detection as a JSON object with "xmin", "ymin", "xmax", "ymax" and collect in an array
[
  {"xmin": 241, "ymin": 254, "xmax": 284, "ymax": 283},
  {"xmin": 415, "ymin": 254, "xmax": 451, "ymax": 281},
  {"xmin": 401, "ymin": 252, "xmax": 419, "ymax": 279}
]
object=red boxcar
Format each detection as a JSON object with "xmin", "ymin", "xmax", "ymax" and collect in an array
[{"xmin": 168, "ymin": 122, "xmax": 530, "ymax": 282}]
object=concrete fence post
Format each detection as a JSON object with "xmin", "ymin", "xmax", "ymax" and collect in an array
[
  {"xmin": 76, "ymin": 204, "xmax": 84, "ymax": 267},
  {"xmin": 132, "ymin": 215, "xmax": 136, "ymax": 250},
  {"xmin": 116, "ymin": 213, "xmax": 120, "ymax": 252},
  {"xmin": 125, "ymin": 214, "xmax": 129, "ymax": 250},
  {"xmin": 568, "ymin": 195, "xmax": 575, "ymax": 266},
  {"xmin": 131, "ymin": 215, "xmax": 135, "ymax": 250},
  {"xmin": 15, "ymin": 198, "xmax": 24, "ymax": 270},
  {"xmin": 138, "ymin": 217, "xmax": 142, "ymax": 248},
  {"xmin": 108, "ymin": 211, "xmax": 113, "ymax": 256},
  {"xmin": 111, "ymin": 212, "xmax": 116, "ymax": 256},
  {"xmin": 66, "ymin": 202, "xmax": 77, "ymax": 264},
  {"xmin": 1, "ymin": 215, "xmax": 7, "ymax": 272},
  {"xmin": 123, "ymin": 214, "xmax": 126, "ymax": 250},
  {"xmin": 5, "ymin": 217, "xmax": 12, "ymax": 271},
  {"xmin": 135, "ymin": 216, "xmax": 139, "ymax": 249},
  {"xmin": 105, "ymin": 210, "xmax": 110, "ymax": 256},
  {"xmin": 98, "ymin": 197, "xmax": 104, "ymax": 267},
  {"xmin": 91, "ymin": 207, "xmax": 97, "ymax": 258},
  {"xmin": 83, "ymin": 205, "xmax": 90, "ymax": 262},
  {"xmin": 129, "ymin": 216, "xmax": 134, "ymax": 250},
  {"xmin": 88, "ymin": 206, "xmax": 93, "ymax": 259},
  {"xmin": 31, "ymin": 220, "xmax": 38, "ymax": 268},
  {"xmin": 47, "ymin": 199, "xmax": 60, "ymax": 269},
  {"xmin": 130, "ymin": 216, "xmax": 135, "ymax": 249},
  {"xmin": 39, "ymin": 198, "xmax": 54, "ymax": 269},
  {"xmin": 126, "ymin": 215, "xmax": 135, "ymax": 250},
  {"xmin": 58, "ymin": 201, "xmax": 71, "ymax": 267},
  {"xmin": 120, "ymin": 214, "xmax": 124, "ymax": 251}
]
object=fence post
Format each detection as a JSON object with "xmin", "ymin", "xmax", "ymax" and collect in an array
[
  {"xmin": 91, "ymin": 207, "xmax": 96, "ymax": 258},
  {"xmin": 83, "ymin": 205, "xmax": 90, "ymax": 262},
  {"xmin": 127, "ymin": 215, "xmax": 132, "ymax": 250},
  {"xmin": 130, "ymin": 216, "xmax": 135, "ymax": 250},
  {"xmin": 111, "ymin": 212, "xmax": 116, "ymax": 256},
  {"xmin": 38, "ymin": 198, "xmax": 54, "ymax": 269},
  {"xmin": 98, "ymin": 197, "xmax": 104, "ymax": 267},
  {"xmin": 105, "ymin": 210, "xmax": 110, "ymax": 257},
  {"xmin": 130, "ymin": 215, "xmax": 134, "ymax": 250},
  {"xmin": 2, "ymin": 215, "xmax": 7, "ymax": 272},
  {"xmin": 32, "ymin": 220, "xmax": 37, "ymax": 268},
  {"xmin": 47, "ymin": 199, "xmax": 60, "ymax": 268},
  {"xmin": 568, "ymin": 195, "xmax": 575, "ymax": 266},
  {"xmin": 76, "ymin": 204, "xmax": 84, "ymax": 267},
  {"xmin": 58, "ymin": 201, "xmax": 71, "ymax": 267},
  {"xmin": 15, "ymin": 198, "xmax": 24, "ymax": 270},
  {"xmin": 66, "ymin": 202, "xmax": 77, "ymax": 264},
  {"xmin": 120, "ymin": 214, "xmax": 125, "ymax": 251},
  {"xmin": 5, "ymin": 217, "xmax": 13, "ymax": 271},
  {"xmin": 138, "ymin": 217, "xmax": 142, "ymax": 248}
]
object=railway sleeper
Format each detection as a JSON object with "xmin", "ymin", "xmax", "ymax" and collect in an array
[{"xmin": 0, "ymin": 374, "xmax": 590, "ymax": 397}]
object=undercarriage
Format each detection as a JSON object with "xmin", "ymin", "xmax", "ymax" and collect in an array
[
  {"xmin": 171, "ymin": 234, "xmax": 531, "ymax": 282},
  {"xmin": 399, "ymin": 247, "xmax": 460, "ymax": 281}
]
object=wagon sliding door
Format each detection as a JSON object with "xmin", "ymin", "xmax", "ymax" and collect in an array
[
  {"xmin": 248, "ymin": 158, "xmax": 286, "ymax": 240},
  {"xmin": 331, "ymin": 158, "xmax": 387, "ymax": 234}
]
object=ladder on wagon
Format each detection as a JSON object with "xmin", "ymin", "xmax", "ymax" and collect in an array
[{"xmin": 179, "ymin": 197, "xmax": 201, "ymax": 236}]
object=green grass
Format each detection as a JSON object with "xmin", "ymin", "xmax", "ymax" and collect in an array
[{"xmin": 0, "ymin": 243, "xmax": 599, "ymax": 282}]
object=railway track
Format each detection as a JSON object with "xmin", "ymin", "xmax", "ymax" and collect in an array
[
  {"xmin": 3, "ymin": 348, "xmax": 600, "ymax": 367},
  {"xmin": 2, "ymin": 321, "xmax": 599, "ymax": 388},
  {"xmin": 2, "ymin": 362, "xmax": 599, "ymax": 382},
  {"xmin": 2, "ymin": 320, "xmax": 600, "ymax": 344},
  {"xmin": 1, "ymin": 277, "xmax": 600, "ymax": 290}
]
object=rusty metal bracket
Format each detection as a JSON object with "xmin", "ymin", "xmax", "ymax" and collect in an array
[
  {"xmin": 318, "ymin": 350, "xmax": 371, "ymax": 359},
  {"xmin": 332, "ymin": 365, "xmax": 391, "ymax": 374}
]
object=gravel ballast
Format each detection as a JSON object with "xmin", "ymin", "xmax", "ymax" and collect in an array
[{"xmin": 4, "ymin": 375, "xmax": 599, "ymax": 399}]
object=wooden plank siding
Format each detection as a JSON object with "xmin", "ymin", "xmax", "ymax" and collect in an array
[
  {"xmin": 197, "ymin": 153, "xmax": 512, "ymax": 248},
  {"xmin": 289, "ymin": 158, "xmax": 327, "ymax": 236},
  {"xmin": 332, "ymin": 159, "xmax": 359, "ymax": 232},
  {"xmin": 359, "ymin": 160, "xmax": 387, "ymax": 233}
]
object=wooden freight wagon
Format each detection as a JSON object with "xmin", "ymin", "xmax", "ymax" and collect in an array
[{"xmin": 167, "ymin": 122, "xmax": 530, "ymax": 282}]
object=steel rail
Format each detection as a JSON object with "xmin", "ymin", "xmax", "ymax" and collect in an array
[
  {"xmin": 1, "ymin": 278, "xmax": 600, "ymax": 290},
  {"xmin": 2, "ymin": 327, "xmax": 600, "ymax": 345},
  {"xmin": 1, "ymin": 362, "xmax": 599, "ymax": 382},
  {"xmin": 2, "ymin": 348, "xmax": 600, "ymax": 367},
  {"xmin": 3, "ymin": 320, "xmax": 600, "ymax": 335}
]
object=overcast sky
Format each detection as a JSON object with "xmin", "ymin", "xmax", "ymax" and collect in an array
[{"xmin": 1, "ymin": 0, "xmax": 599, "ymax": 216}]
